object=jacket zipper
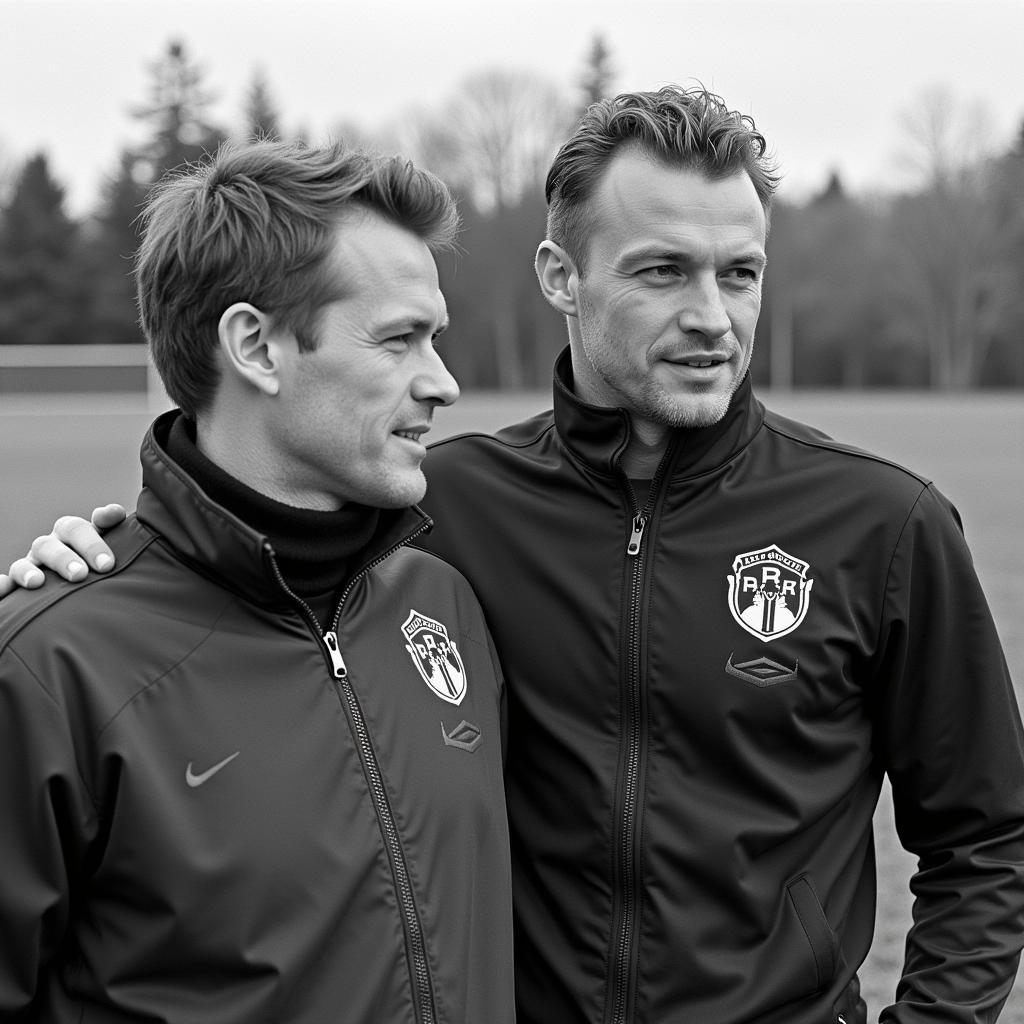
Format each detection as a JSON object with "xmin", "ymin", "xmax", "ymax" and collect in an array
[
  {"xmin": 265, "ymin": 523, "xmax": 438, "ymax": 1024},
  {"xmin": 607, "ymin": 458, "xmax": 672, "ymax": 1024}
]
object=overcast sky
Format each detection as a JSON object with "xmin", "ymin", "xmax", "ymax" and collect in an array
[{"xmin": 2, "ymin": 0, "xmax": 1022, "ymax": 216}]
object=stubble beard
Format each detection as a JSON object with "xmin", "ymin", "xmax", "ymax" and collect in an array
[{"xmin": 578, "ymin": 295, "xmax": 750, "ymax": 431}]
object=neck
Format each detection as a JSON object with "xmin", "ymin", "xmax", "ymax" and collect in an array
[
  {"xmin": 195, "ymin": 414, "xmax": 340, "ymax": 512},
  {"xmin": 167, "ymin": 414, "xmax": 380, "ymax": 596}
]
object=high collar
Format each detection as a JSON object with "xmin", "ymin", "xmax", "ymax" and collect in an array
[
  {"xmin": 162, "ymin": 414, "xmax": 380, "ymax": 596},
  {"xmin": 135, "ymin": 410, "xmax": 431, "ymax": 609},
  {"xmin": 551, "ymin": 346, "xmax": 763, "ymax": 480}
]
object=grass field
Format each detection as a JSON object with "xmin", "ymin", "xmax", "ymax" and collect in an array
[{"xmin": 1, "ymin": 389, "xmax": 1023, "ymax": 1020}]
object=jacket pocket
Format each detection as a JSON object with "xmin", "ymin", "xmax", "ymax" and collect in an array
[
  {"xmin": 832, "ymin": 974, "xmax": 867, "ymax": 1024},
  {"xmin": 786, "ymin": 873, "xmax": 838, "ymax": 992}
]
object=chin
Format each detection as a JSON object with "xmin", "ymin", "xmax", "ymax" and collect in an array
[
  {"xmin": 647, "ymin": 389, "xmax": 732, "ymax": 430},
  {"xmin": 368, "ymin": 474, "xmax": 428, "ymax": 509}
]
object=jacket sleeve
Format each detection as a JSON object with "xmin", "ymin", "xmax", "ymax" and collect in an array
[
  {"xmin": 0, "ymin": 643, "xmax": 96, "ymax": 1015},
  {"xmin": 874, "ymin": 484, "xmax": 1024, "ymax": 1023}
]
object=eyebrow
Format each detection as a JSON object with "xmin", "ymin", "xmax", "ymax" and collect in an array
[
  {"xmin": 378, "ymin": 315, "xmax": 450, "ymax": 336},
  {"xmin": 622, "ymin": 247, "xmax": 768, "ymax": 270}
]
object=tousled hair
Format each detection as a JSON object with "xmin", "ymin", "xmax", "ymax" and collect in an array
[
  {"xmin": 545, "ymin": 84, "xmax": 780, "ymax": 270},
  {"xmin": 135, "ymin": 140, "xmax": 459, "ymax": 417}
]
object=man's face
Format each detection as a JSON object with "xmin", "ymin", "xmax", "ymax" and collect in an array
[
  {"xmin": 270, "ymin": 211, "xmax": 458, "ymax": 510},
  {"xmin": 569, "ymin": 151, "xmax": 767, "ymax": 431}
]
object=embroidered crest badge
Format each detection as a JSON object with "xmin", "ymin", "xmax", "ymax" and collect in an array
[
  {"xmin": 401, "ymin": 609, "xmax": 467, "ymax": 705},
  {"xmin": 726, "ymin": 544, "xmax": 814, "ymax": 642}
]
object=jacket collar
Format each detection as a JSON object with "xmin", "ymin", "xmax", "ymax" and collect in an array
[
  {"xmin": 135, "ymin": 410, "xmax": 431, "ymax": 608},
  {"xmin": 551, "ymin": 346, "xmax": 763, "ymax": 479}
]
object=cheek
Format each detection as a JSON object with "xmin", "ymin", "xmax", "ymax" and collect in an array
[
  {"xmin": 734, "ymin": 292, "xmax": 762, "ymax": 331},
  {"xmin": 600, "ymin": 296, "xmax": 667, "ymax": 342}
]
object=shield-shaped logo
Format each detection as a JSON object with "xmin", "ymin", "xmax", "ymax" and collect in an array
[
  {"xmin": 401, "ymin": 609, "xmax": 467, "ymax": 705},
  {"xmin": 727, "ymin": 544, "xmax": 814, "ymax": 642}
]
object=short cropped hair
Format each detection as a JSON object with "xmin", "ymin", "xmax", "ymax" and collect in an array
[
  {"xmin": 135, "ymin": 140, "xmax": 460, "ymax": 417},
  {"xmin": 544, "ymin": 84, "xmax": 780, "ymax": 271}
]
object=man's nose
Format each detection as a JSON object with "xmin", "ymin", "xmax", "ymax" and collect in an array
[
  {"xmin": 677, "ymin": 275, "xmax": 731, "ymax": 339},
  {"xmin": 413, "ymin": 345, "xmax": 460, "ymax": 408}
]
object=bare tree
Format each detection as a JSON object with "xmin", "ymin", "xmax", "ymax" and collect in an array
[
  {"xmin": 405, "ymin": 70, "xmax": 572, "ymax": 216},
  {"xmin": 0, "ymin": 140, "xmax": 17, "ymax": 209},
  {"xmin": 401, "ymin": 70, "xmax": 573, "ymax": 388},
  {"xmin": 888, "ymin": 88, "xmax": 1000, "ymax": 387},
  {"xmin": 897, "ymin": 85, "xmax": 995, "ymax": 190}
]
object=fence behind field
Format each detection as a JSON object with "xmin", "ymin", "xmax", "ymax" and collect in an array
[{"xmin": 0, "ymin": 345, "xmax": 169, "ymax": 411}]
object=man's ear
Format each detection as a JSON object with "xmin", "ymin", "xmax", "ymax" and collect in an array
[
  {"xmin": 535, "ymin": 241, "xmax": 579, "ymax": 317},
  {"xmin": 218, "ymin": 302, "xmax": 286, "ymax": 397}
]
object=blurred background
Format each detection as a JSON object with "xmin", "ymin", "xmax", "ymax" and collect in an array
[
  {"xmin": 1, "ymin": 0, "xmax": 1023, "ymax": 392},
  {"xmin": 1, "ymin": 1, "xmax": 1023, "ymax": 1017}
]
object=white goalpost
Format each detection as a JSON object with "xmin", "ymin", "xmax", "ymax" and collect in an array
[{"xmin": 0, "ymin": 345, "xmax": 171, "ymax": 413}]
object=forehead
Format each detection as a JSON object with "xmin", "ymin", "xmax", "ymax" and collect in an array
[
  {"xmin": 323, "ymin": 210, "xmax": 445, "ymax": 319},
  {"xmin": 586, "ymin": 150, "xmax": 767, "ymax": 260}
]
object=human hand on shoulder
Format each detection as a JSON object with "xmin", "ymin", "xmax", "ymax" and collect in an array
[{"xmin": 0, "ymin": 504, "xmax": 127, "ymax": 597}]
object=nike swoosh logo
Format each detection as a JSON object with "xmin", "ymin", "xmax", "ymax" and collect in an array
[{"xmin": 185, "ymin": 751, "xmax": 241, "ymax": 788}]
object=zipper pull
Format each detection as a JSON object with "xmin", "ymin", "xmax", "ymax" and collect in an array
[
  {"xmin": 627, "ymin": 514, "xmax": 647, "ymax": 556},
  {"xmin": 323, "ymin": 631, "xmax": 348, "ymax": 678}
]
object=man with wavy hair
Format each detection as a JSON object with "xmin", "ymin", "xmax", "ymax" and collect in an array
[
  {"xmin": 7, "ymin": 86, "xmax": 1024, "ymax": 1024},
  {"xmin": 0, "ymin": 141, "xmax": 515, "ymax": 1023}
]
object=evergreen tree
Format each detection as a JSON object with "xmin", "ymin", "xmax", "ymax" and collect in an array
[
  {"xmin": 83, "ymin": 150, "xmax": 149, "ymax": 345},
  {"xmin": 0, "ymin": 153, "xmax": 84, "ymax": 344},
  {"xmin": 131, "ymin": 39, "xmax": 226, "ymax": 182},
  {"xmin": 243, "ymin": 68, "xmax": 282, "ymax": 142},
  {"xmin": 81, "ymin": 40, "xmax": 227, "ymax": 345},
  {"xmin": 578, "ymin": 35, "xmax": 615, "ymax": 111}
]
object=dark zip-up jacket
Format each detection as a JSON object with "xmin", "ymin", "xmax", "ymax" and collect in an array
[
  {"xmin": 0, "ymin": 411, "xmax": 515, "ymax": 1024},
  {"xmin": 419, "ymin": 349, "xmax": 1024, "ymax": 1024}
]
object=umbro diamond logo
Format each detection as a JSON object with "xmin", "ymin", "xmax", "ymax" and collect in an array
[
  {"xmin": 185, "ymin": 751, "xmax": 241, "ymax": 788},
  {"xmin": 725, "ymin": 654, "xmax": 799, "ymax": 687},
  {"xmin": 441, "ymin": 720, "xmax": 483, "ymax": 753}
]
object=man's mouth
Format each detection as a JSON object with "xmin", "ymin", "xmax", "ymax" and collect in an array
[
  {"xmin": 393, "ymin": 427, "xmax": 428, "ymax": 442},
  {"xmin": 669, "ymin": 354, "xmax": 729, "ymax": 369}
]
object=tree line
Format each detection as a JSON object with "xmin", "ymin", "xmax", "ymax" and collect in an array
[{"xmin": 1, "ymin": 38, "xmax": 1021, "ymax": 389}]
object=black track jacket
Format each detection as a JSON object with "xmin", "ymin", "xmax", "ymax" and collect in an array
[
  {"xmin": 419, "ymin": 349, "xmax": 1024, "ymax": 1024},
  {"xmin": 0, "ymin": 411, "xmax": 515, "ymax": 1024}
]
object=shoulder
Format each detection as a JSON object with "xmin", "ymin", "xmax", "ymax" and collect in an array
[
  {"xmin": 427, "ymin": 408, "xmax": 556, "ymax": 468},
  {"xmin": 424, "ymin": 409, "xmax": 558, "ymax": 517},
  {"xmin": 0, "ymin": 515, "xmax": 238, "ymax": 718},
  {"xmin": 376, "ymin": 543, "xmax": 482, "ymax": 605},
  {"xmin": 0, "ymin": 516, "xmax": 156, "ymax": 651},
  {"xmin": 758, "ymin": 406, "xmax": 935, "ymax": 507},
  {"xmin": 371, "ymin": 544, "xmax": 497, "ymax": 655}
]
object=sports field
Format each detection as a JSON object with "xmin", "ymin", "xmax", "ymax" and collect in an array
[{"xmin": 1, "ymin": 389, "xmax": 1022, "ymax": 1019}]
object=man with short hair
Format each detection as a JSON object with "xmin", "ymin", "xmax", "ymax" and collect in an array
[
  {"xmin": 0, "ymin": 140, "xmax": 515, "ymax": 1023},
  {"xmin": 8, "ymin": 87, "xmax": 1024, "ymax": 1024}
]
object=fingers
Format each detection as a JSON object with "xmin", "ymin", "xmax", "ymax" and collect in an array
[
  {"xmin": 9, "ymin": 556, "xmax": 47, "ymax": 586},
  {"xmin": 0, "ymin": 509, "xmax": 122, "ymax": 597},
  {"xmin": 52, "ymin": 516, "xmax": 117, "ymax": 573},
  {"xmin": 27, "ymin": 531, "xmax": 95, "ymax": 581},
  {"xmin": 0, "ymin": 572, "xmax": 29, "ymax": 598},
  {"xmin": 90, "ymin": 504, "xmax": 128, "ymax": 530}
]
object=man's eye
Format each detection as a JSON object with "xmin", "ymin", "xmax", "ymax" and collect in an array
[
  {"xmin": 725, "ymin": 268, "xmax": 758, "ymax": 282},
  {"xmin": 641, "ymin": 265, "xmax": 679, "ymax": 279}
]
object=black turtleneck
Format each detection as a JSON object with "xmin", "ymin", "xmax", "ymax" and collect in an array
[{"xmin": 164, "ymin": 416, "xmax": 380, "ymax": 626}]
